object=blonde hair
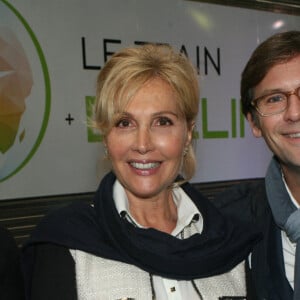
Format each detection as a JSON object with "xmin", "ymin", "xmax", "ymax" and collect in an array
[{"xmin": 94, "ymin": 43, "xmax": 199, "ymax": 181}]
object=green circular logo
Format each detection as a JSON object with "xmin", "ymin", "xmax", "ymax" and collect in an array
[{"xmin": 0, "ymin": 0, "xmax": 51, "ymax": 182}]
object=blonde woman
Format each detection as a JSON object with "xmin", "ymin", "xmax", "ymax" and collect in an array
[{"xmin": 23, "ymin": 44, "xmax": 260, "ymax": 300}]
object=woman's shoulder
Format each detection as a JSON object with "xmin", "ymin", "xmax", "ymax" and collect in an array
[{"xmin": 25, "ymin": 200, "xmax": 97, "ymax": 249}]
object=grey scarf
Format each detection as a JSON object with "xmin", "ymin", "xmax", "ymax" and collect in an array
[{"xmin": 265, "ymin": 157, "xmax": 300, "ymax": 300}]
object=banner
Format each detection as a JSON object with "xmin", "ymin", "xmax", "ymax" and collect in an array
[{"xmin": 0, "ymin": 0, "xmax": 299, "ymax": 199}]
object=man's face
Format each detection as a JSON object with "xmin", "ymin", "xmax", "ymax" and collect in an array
[{"xmin": 247, "ymin": 54, "xmax": 300, "ymax": 171}]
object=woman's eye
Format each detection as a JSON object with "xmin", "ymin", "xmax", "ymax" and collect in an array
[
  {"xmin": 157, "ymin": 117, "xmax": 173, "ymax": 126},
  {"xmin": 116, "ymin": 119, "xmax": 131, "ymax": 128}
]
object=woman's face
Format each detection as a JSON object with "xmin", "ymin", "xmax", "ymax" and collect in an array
[{"xmin": 105, "ymin": 78, "xmax": 193, "ymax": 201}]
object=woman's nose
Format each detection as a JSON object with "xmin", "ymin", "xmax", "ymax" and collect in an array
[{"xmin": 133, "ymin": 127, "xmax": 154, "ymax": 154}]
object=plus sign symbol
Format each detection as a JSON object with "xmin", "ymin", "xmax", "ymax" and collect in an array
[{"xmin": 65, "ymin": 113, "xmax": 74, "ymax": 125}]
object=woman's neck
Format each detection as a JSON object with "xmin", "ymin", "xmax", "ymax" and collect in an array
[{"xmin": 127, "ymin": 190, "xmax": 178, "ymax": 234}]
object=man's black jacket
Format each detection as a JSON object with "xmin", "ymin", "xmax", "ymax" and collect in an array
[{"xmin": 214, "ymin": 180, "xmax": 293, "ymax": 300}]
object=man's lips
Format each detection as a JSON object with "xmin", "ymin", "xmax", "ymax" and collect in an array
[{"xmin": 283, "ymin": 132, "xmax": 300, "ymax": 138}]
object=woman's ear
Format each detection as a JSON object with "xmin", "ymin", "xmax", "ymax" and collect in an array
[
  {"xmin": 247, "ymin": 113, "xmax": 262, "ymax": 138},
  {"xmin": 186, "ymin": 121, "xmax": 195, "ymax": 146}
]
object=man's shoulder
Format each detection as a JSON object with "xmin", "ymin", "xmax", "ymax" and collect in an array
[{"xmin": 212, "ymin": 179, "xmax": 270, "ymax": 224}]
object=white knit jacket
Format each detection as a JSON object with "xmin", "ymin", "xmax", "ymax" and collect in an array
[{"xmin": 70, "ymin": 249, "xmax": 246, "ymax": 300}]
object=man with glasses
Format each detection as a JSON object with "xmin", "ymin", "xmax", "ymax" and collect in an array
[{"xmin": 215, "ymin": 30, "xmax": 300, "ymax": 300}]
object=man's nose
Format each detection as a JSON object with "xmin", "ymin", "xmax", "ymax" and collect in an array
[{"xmin": 283, "ymin": 94, "xmax": 300, "ymax": 122}]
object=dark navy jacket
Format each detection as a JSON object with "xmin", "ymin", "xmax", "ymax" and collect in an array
[{"xmin": 214, "ymin": 180, "xmax": 293, "ymax": 300}]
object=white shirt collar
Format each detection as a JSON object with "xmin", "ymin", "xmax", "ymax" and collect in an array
[
  {"xmin": 113, "ymin": 179, "xmax": 203, "ymax": 236},
  {"xmin": 282, "ymin": 172, "xmax": 300, "ymax": 209}
]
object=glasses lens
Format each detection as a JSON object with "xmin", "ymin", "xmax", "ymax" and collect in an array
[{"xmin": 258, "ymin": 93, "xmax": 287, "ymax": 115}]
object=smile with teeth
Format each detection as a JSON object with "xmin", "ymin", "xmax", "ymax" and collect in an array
[
  {"xmin": 285, "ymin": 132, "xmax": 300, "ymax": 138},
  {"xmin": 130, "ymin": 162, "xmax": 160, "ymax": 170}
]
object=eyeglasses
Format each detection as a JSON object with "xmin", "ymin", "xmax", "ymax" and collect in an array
[{"xmin": 251, "ymin": 85, "xmax": 300, "ymax": 117}]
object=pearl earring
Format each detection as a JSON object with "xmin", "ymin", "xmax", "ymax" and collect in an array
[
  {"xmin": 104, "ymin": 146, "xmax": 109, "ymax": 159},
  {"xmin": 183, "ymin": 147, "xmax": 188, "ymax": 157}
]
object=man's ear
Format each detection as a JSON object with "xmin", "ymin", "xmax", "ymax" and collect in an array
[{"xmin": 246, "ymin": 113, "xmax": 262, "ymax": 138}]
